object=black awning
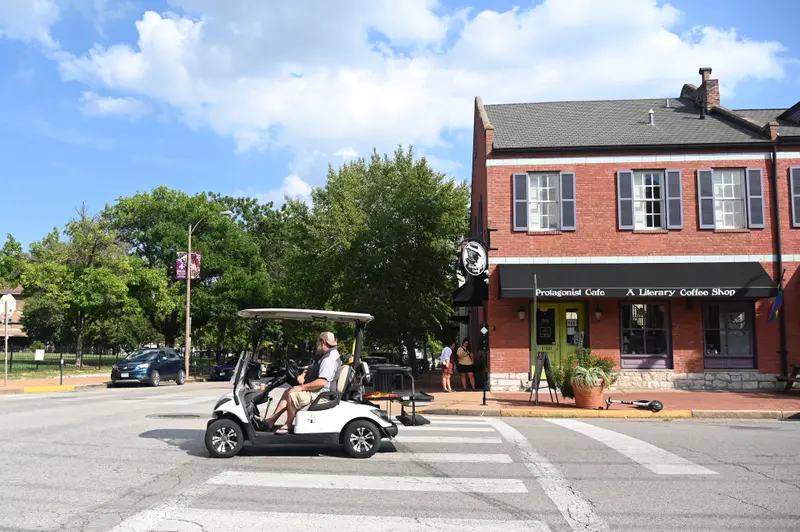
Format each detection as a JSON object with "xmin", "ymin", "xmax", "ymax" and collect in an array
[
  {"xmin": 451, "ymin": 273, "xmax": 488, "ymax": 307},
  {"xmin": 498, "ymin": 262, "xmax": 777, "ymax": 299}
]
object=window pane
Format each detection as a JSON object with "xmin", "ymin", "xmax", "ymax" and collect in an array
[
  {"xmin": 536, "ymin": 309, "xmax": 556, "ymax": 345},
  {"xmin": 621, "ymin": 303, "xmax": 631, "ymax": 328},
  {"xmin": 704, "ymin": 329, "xmax": 722, "ymax": 356},
  {"xmin": 622, "ymin": 329, "xmax": 645, "ymax": 354}
]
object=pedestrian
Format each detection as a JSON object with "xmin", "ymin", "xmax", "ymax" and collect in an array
[
  {"xmin": 440, "ymin": 340, "xmax": 455, "ymax": 392},
  {"xmin": 456, "ymin": 338, "xmax": 476, "ymax": 391}
]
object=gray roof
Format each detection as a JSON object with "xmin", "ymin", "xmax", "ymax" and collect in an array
[
  {"xmin": 734, "ymin": 108, "xmax": 800, "ymax": 138},
  {"xmin": 484, "ymin": 97, "xmax": 774, "ymax": 150}
]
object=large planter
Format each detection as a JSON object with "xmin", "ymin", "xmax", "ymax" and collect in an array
[{"xmin": 572, "ymin": 384, "xmax": 606, "ymax": 409}]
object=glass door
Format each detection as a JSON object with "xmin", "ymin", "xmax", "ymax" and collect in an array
[{"xmin": 531, "ymin": 302, "xmax": 586, "ymax": 368}]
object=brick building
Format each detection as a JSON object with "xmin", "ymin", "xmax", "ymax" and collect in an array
[{"xmin": 453, "ymin": 67, "xmax": 800, "ymax": 392}]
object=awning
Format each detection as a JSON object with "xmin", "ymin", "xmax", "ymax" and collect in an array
[
  {"xmin": 498, "ymin": 262, "xmax": 777, "ymax": 299},
  {"xmin": 451, "ymin": 273, "xmax": 488, "ymax": 307}
]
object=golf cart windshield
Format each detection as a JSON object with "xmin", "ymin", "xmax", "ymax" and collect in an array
[{"xmin": 232, "ymin": 308, "xmax": 374, "ymax": 393}]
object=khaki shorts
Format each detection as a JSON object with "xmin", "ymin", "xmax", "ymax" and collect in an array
[{"xmin": 289, "ymin": 390, "xmax": 322, "ymax": 410}]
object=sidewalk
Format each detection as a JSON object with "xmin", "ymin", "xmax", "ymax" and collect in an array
[{"xmin": 415, "ymin": 389, "xmax": 800, "ymax": 419}]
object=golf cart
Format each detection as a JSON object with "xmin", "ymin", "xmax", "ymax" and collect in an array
[{"xmin": 204, "ymin": 308, "xmax": 399, "ymax": 459}]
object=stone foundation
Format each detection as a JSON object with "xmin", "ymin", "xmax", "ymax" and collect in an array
[
  {"xmin": 613, "ymin": 370, "xmax": 782, "ymax": 391},
  {"xmin": 488, "ymin": 371, "xmax": 782, "ymax": 392}
]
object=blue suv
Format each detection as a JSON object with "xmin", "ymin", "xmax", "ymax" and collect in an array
[{"xmin": 111, "ymin": 348, "xmax": 186, "ymax": 387}]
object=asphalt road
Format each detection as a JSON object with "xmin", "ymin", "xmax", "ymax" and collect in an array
[{"xmin": 1, "ymin": 382, "xmax": 799, "ymax": 531}]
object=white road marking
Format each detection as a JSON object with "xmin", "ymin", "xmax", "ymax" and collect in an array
[
  {"xmin": 546, "ymin": 419, "xmax": 717, "ymax": 475},
  {"xmin": 316, "ymin": 452, "xmax": 514, "ymax": 463},
  {"xmin": 420, "ymin": 419, "xmax": 491, "ymax": 425},
  {"xmin": 156, "ymin": 509, "xmax": 552, "ymax": 531},
  {"xmin": 207, "ymin": 471, "xmax": 528, "ymax": 493},
  {"xmin": 400, "ymin": 425, "xmax": 496, "ymax": 432},
  {"xmin": 486, "ymin": 418, "xmax": 610, "ymax": 532},
  {"xmin": 393, "ymin": 435, "xmax": 503, "ymax": 444},
  {"xmin": 423, "ymin": 415, "xmax": 490, "ymax": 421}
]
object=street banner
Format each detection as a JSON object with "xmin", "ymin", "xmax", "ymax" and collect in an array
[{"xmin": 176, "ymin": 252, "xmax": 202, "ymax": 280}]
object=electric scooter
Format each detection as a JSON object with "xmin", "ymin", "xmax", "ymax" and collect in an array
[{"xmin": 605, "ymin": 397, "xmax": 664, "ymax": 412}]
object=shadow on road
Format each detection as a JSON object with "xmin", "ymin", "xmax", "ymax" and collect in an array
[{"xmin": 138, "ymin": 428, "xmax": 400, "ymax": 459}]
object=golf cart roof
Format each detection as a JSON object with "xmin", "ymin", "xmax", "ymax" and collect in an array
[{"xmin": 237, "ymin": 308, "xmax": 374, "ymax": 323}]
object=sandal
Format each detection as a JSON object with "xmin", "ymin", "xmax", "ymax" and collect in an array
[{"xmin": 275, "ymin": 425, "xmax": 292, "ymax": 435}]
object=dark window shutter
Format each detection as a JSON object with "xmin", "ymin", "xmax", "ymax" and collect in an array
[
  {"xmin": 665, "ymin": 169, "xmax": 683, "ymax": 229},
  {"xmin": 745, "ymin": 168, "xmax": 765, "ymax": 229},
  {"xmin": 697, "ymin": 169, "xmax": 715, "ymax": 229},
  {"xmin": 617, "ymin": 170, "xmax": 634, "ymax": 230},
  {"xmin": 513, "ymin": 173, "xmax": 528, "ymax": 231},
  {"xmin": 791, "ymin": 167, "xmax": 800, "ymax": 228},
  {"xmin": 559, "ymin": 172, "xmax": 576, "ymax": 231}
]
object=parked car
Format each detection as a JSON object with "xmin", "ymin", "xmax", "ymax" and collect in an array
[
  {"xmin": 110, "ymin": 348, "xmax": 186, "ymax": 386},
  {"xmin": 209, "ymin": 354, "xmax": 243, "ymax": 381}
]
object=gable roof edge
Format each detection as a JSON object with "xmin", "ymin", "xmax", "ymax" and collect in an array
[
  {"xmin": 475, "ymin": 96, "xmax": 494, "ymax": 131},
  {"xmin": 777, "ymin": 101, "xmax": 800, "ymax": 122},
  {"xmin": 711, "ymin": 105, "xmax": 772, "ymax": 139}
]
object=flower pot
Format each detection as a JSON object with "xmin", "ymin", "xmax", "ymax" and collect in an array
[{"xmin": 572, "ymin": 384, "xmax": 606, "ymax": 409}]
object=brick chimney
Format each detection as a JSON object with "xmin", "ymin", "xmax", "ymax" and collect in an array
[{"xmin": 698, "ymin": 67, "xmax": 720, "ymax": 113}]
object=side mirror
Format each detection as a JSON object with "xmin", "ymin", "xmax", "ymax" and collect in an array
[
  {"xmin": 161, "ymin": 356, "xmax": 167, "ymax": 361},
  {"xmin": 360, "ymin": 361, "xmax": 370, "ymax": 375}
]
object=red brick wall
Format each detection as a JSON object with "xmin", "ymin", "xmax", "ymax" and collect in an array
[{"xmin": 482, "ymin": 148, "xmax": 800, "ymax": 375}]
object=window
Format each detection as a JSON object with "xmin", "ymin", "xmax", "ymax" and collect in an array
[
  {"xmin": 697, "ymin": 167, "xmax": 764, "ymax": 230},
  {"xmin": 633, "ymin": 170, "xmax": 664, "ymax": 229},
  {"xmin": 618, "ymin": 169, "xmax": 682, "ymax": 231},
  {"xmin": 529, "ymin": 173, "xmax": 560, "ymax": 231},
  {"xmin": 513, "ymin": 171, "xmax": 576, "ymax": 232},
  {"xmin": 713, "ymin": 169, "xmax": 746, "ymax": 229},
  {"xmin": 703, "ymin": 303, "xmax": 755, "ymax": 369},
  {"xmin": 619, "ymin": 302, "xmax": 671, "ymax": 369}
]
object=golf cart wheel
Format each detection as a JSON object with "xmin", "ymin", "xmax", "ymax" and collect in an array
[
  {"xmin": 342, "ymin": 420, "xmax": 381, "ymax": 459},
  {"xmin": 205, "ymin": 418, "xmax": 244, "ymax": 458},
  {"xmin": 150, "ymin": 370, "xmax": 160, "ymax": 387},
  {"xmin": 176, "ymin": 369, "xmax": 186, "ymax": 385}
]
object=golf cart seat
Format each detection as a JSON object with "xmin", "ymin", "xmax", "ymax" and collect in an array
[{"xmin": 301, "ymin": 363, "xmax": 356, "ymax": 412}]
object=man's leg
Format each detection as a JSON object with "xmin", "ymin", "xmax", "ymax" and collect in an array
[
  {"xmin": 278, "ymin": 390, "xmax": 317, "ymax": 434},
  {"xmin": 265, "ymin": 388, "xmax": 291, "ymax": 424}
]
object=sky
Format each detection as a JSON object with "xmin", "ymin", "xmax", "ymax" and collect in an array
[{"xmin": 0, "ymin": 0, "xmax": 798, "ymax": 249}]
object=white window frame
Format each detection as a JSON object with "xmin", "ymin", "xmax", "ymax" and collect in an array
[
  {"xmin": 712, "ymin": 168, "xmax": 746, "ymax": 229},
  {"xmin": 527, "ymin": 172, "xmax": 561, "ymax": 231},
  {"xmin": 632, "ymin": 170, "xmax": 665, "ymax": 229}
]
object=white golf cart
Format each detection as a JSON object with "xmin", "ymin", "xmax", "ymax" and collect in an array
[{"xmin": 204, "ymin": 308, "xmax": 399, "ymax": 459}]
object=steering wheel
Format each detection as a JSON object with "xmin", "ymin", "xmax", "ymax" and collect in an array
[{"xmin": 285, "ymin": 359, "xmax": 300, "ymax": 384}]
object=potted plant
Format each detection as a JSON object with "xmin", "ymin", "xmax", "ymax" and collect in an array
[{"xmin": 551, "ymin": 346, "xmax": 618, "ymax": 409}]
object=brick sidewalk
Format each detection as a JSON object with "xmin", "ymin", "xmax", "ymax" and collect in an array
[{"xmin": 415, "ymin": 389, "xmax": 800, "ymax": 419}]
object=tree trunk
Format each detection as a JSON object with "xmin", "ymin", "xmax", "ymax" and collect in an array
[
  {"xmin": 403, "ymin": 335, "xmax": 418, "ymax": 376},
  {"xmin": 75, "ymin": 312, "xmax": 84, "ymax": 369}
]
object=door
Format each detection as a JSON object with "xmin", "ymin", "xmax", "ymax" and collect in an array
[{"xmin": 531, "ymin": 302, "xmax": 586, "ymax": 368}]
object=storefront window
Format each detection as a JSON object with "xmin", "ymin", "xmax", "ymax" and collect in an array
[
  {"xmin": 620, "ymin": 302, "xmax": 671, "ymax": 369},
  {"xmin": 703, "ymin": 303, "xmax": 755, "ymax": 369}
]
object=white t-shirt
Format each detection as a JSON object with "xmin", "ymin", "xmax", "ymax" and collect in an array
[{"xmin": 440, "ymin": 346, "xmax": 452, "ymax": 367}]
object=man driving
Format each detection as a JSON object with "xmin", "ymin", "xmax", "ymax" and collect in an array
[{"xmin": 263, "ymin": 331, "xmax": 341, "ymax": 434}]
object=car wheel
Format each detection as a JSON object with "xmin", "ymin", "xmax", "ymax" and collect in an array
[
  {"xmin": 206, "ymin": 418, "xmax": 244, "ymax": 458},
  {"xmin": 342, "ymin": 419, "xmax": 381, "ymax": 459},
  {"xmin": 150, "ymin": 370, "xmax": 160, "ymax": 387},
  {"xmin": 176, "ymin": 369, "xmax": 186, "ymax": 385}
]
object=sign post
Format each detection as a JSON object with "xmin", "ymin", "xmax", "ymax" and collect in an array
[
  {"xmin": 458, "ymin": 239, "xmax": 489, "ymax": 406},
  {"xmin": 1, "ymin": 294, "xmax": 16, "ymax": 387},
  {"xmin": 530, "ymin": 274, "xmax": 537, "ymax": 383}
]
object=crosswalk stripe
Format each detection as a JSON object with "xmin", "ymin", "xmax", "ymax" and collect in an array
[
  {"xmin": 314, "ymin": 452, "xmax": 514, "ymax": 463},
  {"xmin": 545, "ymin": 419, "xmax": 717, "ymax": 475},
  {"xmin": 207, "ymin": 471, "xmax": 528, "ymax": 493},
  {"xmin": 487, "ymin": 418, "xmax": 610, "ymax": 532},
  {"xmin": 156, "ymin": 509, "xmax": 552, "ymax": 531},
  {"xmin": 413, "ymin": 419, "xmax": 490, "ymax": 425},
  {"xmin": 400, "ymin": 426, "xmax": 496, "ymax": 432},
  {"xmin": 423, "ymin": 415, "xmax": 491, "ymax": 421},
  {"xmin": 393, "ymin": 435, "xmax": 503, "ymax": 444}
]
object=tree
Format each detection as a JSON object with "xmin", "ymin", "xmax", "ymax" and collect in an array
[
  {"xmin": 0, "ymin": 234, "xmax": 25, "ymax": 289},
  {"xmin": 21, "ymin": 206, "xmax": 134, "ymax": 366},
  {"xmin": 306, "ymin": 146, "xmax": 470, "ymax": 371}
]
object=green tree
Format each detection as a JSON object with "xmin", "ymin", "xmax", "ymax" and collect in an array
[
  {"xmin": 0, "ymin": 234, "xmax": 25, "ymax": 289},
  {"xmin": 307, "ymin": 146, "xmax": 470, "ymax": 372},
  {"xmin": 21, "ymin": 206, "xmax": 135, "ymax": 366}
]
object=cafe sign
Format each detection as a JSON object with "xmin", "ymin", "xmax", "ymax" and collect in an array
[{"xmin": 535, "ymin": 287, "xmax": 741, "ymax": 298}]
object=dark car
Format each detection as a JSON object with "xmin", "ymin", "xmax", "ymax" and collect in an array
[
  {"xmin": 209, "ymin": 355, "xmax": 242, "ymax": 381},
  {"xmin": 110, "ymin": 347, "xmax": 186, "ymax": 387}
]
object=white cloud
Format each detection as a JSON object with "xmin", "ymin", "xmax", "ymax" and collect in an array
[
  {"xmin": 236, "ymin": 175, "xmax": 313, "ymax": 208},
  {"xmin": 334, "ymin": 148, "xmax": 359, "ymax": 161},
  {"xmin": 0, "ymin": 0, "xmax": 60, "ymax": 48},
  {"xmin": 78, "ymin": 91, "xmax": 152, "ymax": 119},
  {"xmin": 4, "ymin": 0, "xmax": 793, "ymax": 173}
]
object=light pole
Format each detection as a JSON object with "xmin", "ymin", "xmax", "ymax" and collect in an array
[{"xmin": 184, "ymin": 210, "xmax": 234, "ymax": 378}]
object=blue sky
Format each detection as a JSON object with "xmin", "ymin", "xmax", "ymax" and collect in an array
[{"xmin": 0, "ymin": 0, "xmax": 798, "ymax": 249}]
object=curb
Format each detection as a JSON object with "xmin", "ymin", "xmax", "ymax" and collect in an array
[
  {"xmin": 421, "ymin": 408, "xmax": 800, "ymax": 420},
  {"xmin": 0, "ymin": 377, "xmax": 215, "ymax": 395}
]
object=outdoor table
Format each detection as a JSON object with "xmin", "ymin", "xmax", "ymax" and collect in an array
[{"xmin": 776, "ymin": 365, "xmax": 800, "ymax": 393}]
